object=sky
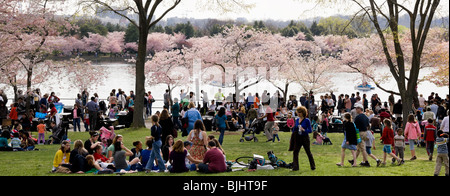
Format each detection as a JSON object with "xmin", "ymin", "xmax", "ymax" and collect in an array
[
  {"xmin": 63, "ymin": 0, "xmax": 449, "ymax": 22},
  {"xmin": 158, "ymin": 0, "xmax": 449, "ymax": 21},
  {"xmin": 162, "ymin": 0, "xmax": 362, "ymax": 21}
]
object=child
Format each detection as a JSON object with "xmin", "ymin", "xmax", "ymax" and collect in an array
[
  {"xmin": 312, "ymin": 131, "xmax": 324, "ymax": 145},
  {"xmin": 394, "ymin": 128, "xmax": 405, "ymax": 164},
  {"xmin": 10, "ymin": 132, "xmax": 23, "ymax": 151},
  {"xmin": 286, "ymin": 113, "xmax": 295, "ymax": 132},
  {"xmin": 130, "ymin": 140, "xmax": 143, "ymax": 162},
  {"xmin": 366, "ymin": 130, "xmax": 381, "ymax": 166},
  {"xmin": 381, "ymin": 119, "xmax": 402, "ymax": 166},
  {"xmin": 9, "ymin": 103, "xmax": 18, "ymax": 125},
  {"xmin": 321, "ymin": 113, "xmax": 329, "ymax": 137},
  {"xmin": 434, "ymin": 130, "xmax": 449, "ymax": 176},
  {"xmin": 311, "ymin": 116, "xmax": 319, "ymax": 132},
  {"xmin": 20, "ymin": 131, "xmax": 35, "ymax": 151},
  {"xmin": 231, "ymin": 118, "xmax": 239, "ymax": 129},
  {"xmin": 83, "ymin": 109, "xmax": 90, "ymax": 132},
  {"xmin": 37, "ymin": 120, "xmax": 46, "ymax": 145},
  {"xmin": 424, "ymin": 118, "xmax": 437, "ymax": 161},
  {"xmin": 272, "ymin": 122, "xmax": 280, "ymax": 142}
]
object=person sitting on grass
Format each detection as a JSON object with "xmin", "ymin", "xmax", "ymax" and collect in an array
[
  {"xmin": 197, "ymin": 141, "xmax": 227, "ymax": 174},
  {"xmin": 169, "ymin": 140, "xmax": 195, "ymax": 173},
  {"xmin": 52, "ymin": 140, "xmax": 71, "ymax": 173}
]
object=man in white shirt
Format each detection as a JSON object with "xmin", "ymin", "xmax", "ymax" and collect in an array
[
  {"xmin": 418, "ymin": 94, "xmax": 426, "ymax": 108},
  {"xmin": 201, "ymin": 90, "xmax": 209, "ymax": 107},
  {"xmin": 440, "ymin": 111, "xmax": 449, "ymax": 133}
]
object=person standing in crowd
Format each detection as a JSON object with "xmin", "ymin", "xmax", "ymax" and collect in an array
[
  {"xmin": 145, "ymin": 115, "xmax": 166, "ymax": 172},
  {"xmin": 163, "ymin": 89, "xmax": 171, "ymax": 110},
  {"xmin": 214, "ymin": 107, "xmax": 229, "ymax": 145},
  {"xmin": 184, "ymin": 102, "xmax": 202, "ymax": 134},
  {"xmin": 172, "ymin": 98, "xmax": 182, "ymax": 132},
  {"xmin": 214, "ymin": 89, "xmax": 225, "ymax": 107},
  {"xmin": 289, "ymin": 106, "xmax": 315, "ymax": 171},
  {"xmin": 259, "ymin": 102, "xmax": 275, "ymax": 142},
  {"xmin": 86, "ymin": 97, "xmax": 99, "ymax": 131},
  {"xmin": 72, "ymin": 104, "xmax": 82, "ymax": 132},
  {"xmin": 159, "ymin": 109, "xmax": 174, "ymax": 144},
  {"xmin": 201, "ymin": 90, "xmax": 209, "ymax": 109},
  {"xmin": 440, "ymin": 110, "xmax": 449, "ymax": 134}
]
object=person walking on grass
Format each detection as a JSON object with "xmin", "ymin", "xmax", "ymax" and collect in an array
[
  {"xmin": 394, "ymin": 128, "xmax": 406, "ymax": 164},
  {"xmin": 404, "ymin": 114, "xmax": 421, "ymax": 160},
  {"xmin": 424, "ymin": 118, "xmax": 437, "ymax": 161},
  {"xmin": 259, "ymin": 102, "xmax": 275, "ymax": 142},
  {"xmin": 366, "ymin": 129, "xmax": 382, "ymax": 167},
  {"xmin": 381, "ymin": 119, "xmax": 403, "ymax": 166},
  {"xmin": 289, "ymin": 106, "xmax": 315, "ymax": 171},
  {"xmin": 349, "ymin": 104, "xmax": 370, "ymax": 167},
  {"xmin": 337, "ymin": 113, "xmax": 358, "ymax": 167},
  {"xmin": 434, "ymin": 130, "xmax": 449, "ymax": 176}
]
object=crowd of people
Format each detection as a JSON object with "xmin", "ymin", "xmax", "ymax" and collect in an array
[
  {"xmin": 0, "ymin": 87, "xmax": 449, "ymax": 176},
  {"xmin": 51, "ymin": 113, "xmax": 228, "ymax": 174}
]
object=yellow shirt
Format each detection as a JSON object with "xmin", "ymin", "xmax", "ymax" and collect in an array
[{"xmin": 53, "ymin": 150, "xmax": 70, "ymax": 168}]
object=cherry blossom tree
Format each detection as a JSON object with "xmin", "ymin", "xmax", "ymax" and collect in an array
[
  {"xmin": 187, "ymin": 26, "xmax": 278, "ymax": 100},
  {"xmin": 100, "ymin": 31, "xmax": 125, "ymax": 55},
  {"xmin": 299, "ymin": 0, "xmax": 443, "ymax": 127},
  {"xmin": 0, "ymin": 0, "xmax": 74, "ymax": 103},
  {"xmin": 82, "ymin": 32, "xmax": 106, "ymax": 53},
  {"xmin": 77, "ymin": 0, "xmax": 253, "ymax": 128}
]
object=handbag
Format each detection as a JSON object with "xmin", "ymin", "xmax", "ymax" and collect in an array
[{"xmin": 353, "ymin": 122, "xmax": 362, "ymax": 144}]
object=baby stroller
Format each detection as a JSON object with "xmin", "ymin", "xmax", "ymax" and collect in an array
[
  {"xmin": 239, "ymin": 118, "xmax": 264, "ymax": 142},
  {"xmin": 48, "ymin": 125, "xmax": 65, "ymax": 144},
  {"xmin": 99, "ymin": 126, "xmax": 115, "ymax": 150},
  {"xmin": 99, "ymin": 126, "xmax": 115, "ymax": 141}
]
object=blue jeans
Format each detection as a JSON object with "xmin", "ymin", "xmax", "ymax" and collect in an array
[
  {"xmin": 218, "ymin": 127, "xmax": 226, "ymax": 145},
  {"xmin": 73, "ymin": 118, "xmax": 81, "ymax": 132},
  {"xmin": 238, "ymin": 113, "xmax": 246, "ymax": 130},
  {"xmin": 173, "ymin": 116, "xmax": 182, "ymax": 131},
  {"xmin": 145, "ymin": 140, "xmax": 165, "ymax": 172}
]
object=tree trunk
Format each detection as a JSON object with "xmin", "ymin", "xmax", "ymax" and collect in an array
[{"xmin": 131, "ymin": 23, "xmax": 149, "ymax": 128}]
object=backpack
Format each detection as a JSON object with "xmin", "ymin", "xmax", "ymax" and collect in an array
[{"xmin": 353, "ymin": 122, "xmax": 362, "ymax": 144}]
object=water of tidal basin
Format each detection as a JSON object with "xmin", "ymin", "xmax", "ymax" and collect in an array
[{"xmin": 2, "ymin": 62, "xmax": 448, "ymax": 108}]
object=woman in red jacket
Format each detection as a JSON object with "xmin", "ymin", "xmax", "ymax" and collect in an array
[{"xmin": 9, "ymin": 103, "xmax": 18, "ymax": 124}]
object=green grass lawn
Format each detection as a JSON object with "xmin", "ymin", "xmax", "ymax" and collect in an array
[{"xmin": 0, "ymin": 127, "xmax": 441, "ymax": 176}]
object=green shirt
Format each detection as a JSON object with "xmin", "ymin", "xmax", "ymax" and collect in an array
[{"xmin": 172, "ymin": 103, "xmax": 180, "ymax": 117}]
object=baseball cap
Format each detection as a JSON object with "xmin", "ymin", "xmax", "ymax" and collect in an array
[{"xmin": 184, "ymin": 141, "xmax": 193, "ymax": 147}]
